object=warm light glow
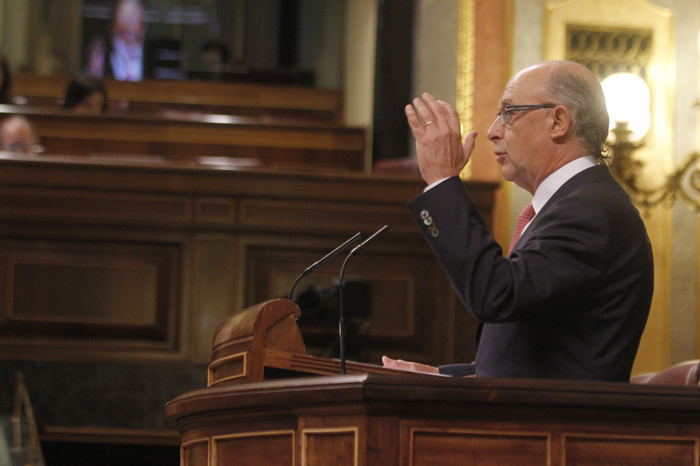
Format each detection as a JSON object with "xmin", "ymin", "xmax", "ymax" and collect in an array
[{"xmin": 601, "ymin": 73, "xmax": 651, "ymax": 142}]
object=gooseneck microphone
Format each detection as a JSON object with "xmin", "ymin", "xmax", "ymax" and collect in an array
[
  {"xmin": 338, "ymin": 225, "xmax": 389, "ymax": 374},
  {"xmin": 288, "ymin": 232, "xmax": 362, "ymax": 301}
]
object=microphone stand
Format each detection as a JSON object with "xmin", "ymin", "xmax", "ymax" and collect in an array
[
  {"xmin": 338, "ymin": 225, "xmax": 388, "ymax": 374},
  {"xmin": 288, "ymin": 232, "xmax": 362, "ymax": 301}
]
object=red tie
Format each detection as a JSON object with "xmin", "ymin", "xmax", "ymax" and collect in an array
[{"xmin": 508, "ymin": 203, "xmax": 535, "ymax": 255}]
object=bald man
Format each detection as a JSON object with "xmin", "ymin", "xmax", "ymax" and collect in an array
[
  {"xmin": 384, "ymin": 61, "xmax": 653, "ymax": 382},
  {"xmin": 0, "ymin": 115, "xmax": 40, "ymax": 154}
]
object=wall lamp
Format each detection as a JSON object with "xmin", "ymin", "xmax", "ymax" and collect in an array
[{"xmin": 604, "ymin": 72, "xmax": 700, "ymax": 212}]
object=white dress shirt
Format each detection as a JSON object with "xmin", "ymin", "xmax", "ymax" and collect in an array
[
  {"xmin": 526, "ymin": 155, "xmax": 597, "ymax": 231},
  {"xmin": 425, "ymin": 155, "xmax": 597, "ymax": 233}
]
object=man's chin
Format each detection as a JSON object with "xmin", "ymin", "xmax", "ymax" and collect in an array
[{"xmin": 500, "ymin": 166, "xmax": 514, "ymax": 182}]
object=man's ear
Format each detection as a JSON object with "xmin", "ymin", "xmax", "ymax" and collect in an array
[{"xmin": 550, "ymin": 105, "xmax": 571, "ymax": 140}]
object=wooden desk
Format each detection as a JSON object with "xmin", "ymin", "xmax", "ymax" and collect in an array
[
  {"xmin": 0, "ymin": 104, "xmax": 367, "ymax": 172},
  {"xmin": 165, "ymin": 374, "xmax": 700, "ymax": 466}
]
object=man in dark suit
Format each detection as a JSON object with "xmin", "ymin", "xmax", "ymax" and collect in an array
[{"xmin": 383, "ymin": 60, "xmax": 654, "ymax": 381}]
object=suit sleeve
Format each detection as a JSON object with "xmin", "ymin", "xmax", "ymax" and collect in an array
[{"xmin": 407, "ymin": 176, "xmax": 625, "ymax": 324}]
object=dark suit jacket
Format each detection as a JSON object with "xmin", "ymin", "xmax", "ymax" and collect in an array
[{"xmin": 407, "ymin": 165, "xmax": 654, "ymax": 381}]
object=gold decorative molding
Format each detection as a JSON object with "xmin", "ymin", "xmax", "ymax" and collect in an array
[
  {"xmin": 457, "ymin": 0, "xmax": 476, "ymax": 179},
  {"xmin": 565, "ymin": 25, "xmax": 652, "ymax": 79}
]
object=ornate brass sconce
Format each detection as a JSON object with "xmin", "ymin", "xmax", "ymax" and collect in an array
[
  {"xmin": 604, "ymin": 72, "xmax": 700, "ymax": 212},
  {"xmin": 608, "ymin": 122, "xmax": 700, "ymax": 212}
]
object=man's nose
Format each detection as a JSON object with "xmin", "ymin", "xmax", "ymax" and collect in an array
[{"xmin": 487, "ymin": 117, "xmax": 503, "ymax": 141}]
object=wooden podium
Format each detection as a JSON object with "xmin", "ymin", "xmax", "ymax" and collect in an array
[
  {"xmin": 166, "ymin": 300, "xmax": 700, "ymax": 466},
  {"xmin": 207, "ymin": 299, "xmax": 408, "ymax": 387}
]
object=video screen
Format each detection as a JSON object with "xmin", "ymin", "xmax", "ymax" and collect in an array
[{"xmin": 81, "ymin": 0, "xmax": 237, "ymax": 81}]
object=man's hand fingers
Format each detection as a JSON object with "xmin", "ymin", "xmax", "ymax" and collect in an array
[
  {"xmin": 414, "ymin": 94, "xmax": 438, "ymax": 129},
  {"xmin": 463, "ymin": 130, "xmax": 477, "ymax": 157},
  {"xmin": 382, "ymin": 356, "xmax": 439, "ymax": 374},
  {"xmin": 438, "ymin": 100, "xmax": 462, "ymax": 135},
  {"xmin": 405, "ymin": 104, "xmax": 425, "ymax": 136}
]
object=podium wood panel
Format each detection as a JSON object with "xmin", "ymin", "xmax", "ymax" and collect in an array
[{"xmin": 165, "ymin": 374, "xmax": 700, "ymax": 466}]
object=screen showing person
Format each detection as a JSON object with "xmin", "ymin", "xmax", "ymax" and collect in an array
[{"xmin": 109, "ymin": 0, "xmax": 146, "ymax": 81}]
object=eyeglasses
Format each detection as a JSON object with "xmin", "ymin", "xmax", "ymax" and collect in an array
[
  {"xmin": 497, "ymin": 104, "xmax": 556, "ymax": 125},
  {"xmin": 3, "ymin": 142, "xmax": 44, "ymax": 154}
]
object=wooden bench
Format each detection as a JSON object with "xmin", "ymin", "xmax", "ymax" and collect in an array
[
  {"xmin": 0, "ymin": 104, "xmax": 367, "ymax": 172},
  {"xmin": 11, "ymin": 73, "xmax": 344, "ymax": 122}
]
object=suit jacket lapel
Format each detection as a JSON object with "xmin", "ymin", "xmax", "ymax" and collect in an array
[{"xmin": 511, "ymin": 165, "xmax": 612, "ymax": 254}]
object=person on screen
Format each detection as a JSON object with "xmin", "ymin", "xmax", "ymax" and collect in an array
[
  {"xmin": 107, "ymin": 0, "xmax": 146, "ymax": 81},
  {"xmin": 383, "ymin": 60, "xmax": 654, "ymax": 382}
]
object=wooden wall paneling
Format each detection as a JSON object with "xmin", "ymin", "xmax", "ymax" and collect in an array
[
  {"xmin": 0, "ymin": 231, "xmax": 189, "ymax": 363},
  {"xmin": 0, "ymin": 185, "xmax": 192, "ymax": 226},
  {"xmin": 240, "ymin": 232, "xmax": 450, "ymax": 366},
  {"xmin": 0, "ymin": 181, "xmax": 194, "ymax": 363},
  {"xmin": 3, "ymin": 239, "xmax": 168, "ymax": 336},
  {"xmin": 194, "ymin": 197, "xmax": 237, "ymax": 226},
  {"xmin": 0, "ymin": 157, "xmax": 497, "ymax": 369},
  {"xmin": 192, "ymin": 234, "xmax": 239, "ymax": 363},
  {"xmin": 237, "ymin": 198, "xmax": 417, "ymax": 234}
]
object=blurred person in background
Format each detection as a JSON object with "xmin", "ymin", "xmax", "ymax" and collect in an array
[
  {"xmin": 85, "ymin": 35, "xmax": 107, "ymax": 79},
  {"xmin": 0, "ymin": 54, "xmax": 13, "ymax": 105},
  {"xmin": 63, "ymin": 74, "xmax": 108, "ymax": 114},
  {"xmin": 0, "ymin": 116, "xmax": 41, "ymax": 154},
  {"xmin": 199, "ymin": 40, "xmax": 231, "ymax": 80}
]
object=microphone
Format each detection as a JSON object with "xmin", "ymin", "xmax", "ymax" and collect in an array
[
  {"xmin": 348, "ymin": 225, "xmax": 390, "ymax": 257},
  {"xmin": 288, "ymin": 232, "xmax": 362, "ymax": 301},
  {"xmin": 338, "ymin": 225, "xmax": 389, "ymax": 374}
]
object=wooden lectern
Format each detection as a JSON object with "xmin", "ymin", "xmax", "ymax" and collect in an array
[
  {"xmin": 167, "ymin": 300, "xmax": 700, "ymax": 466},
  {"xmin": 207, "ymin": 298, "xmax": 408, "ymax": 387}
]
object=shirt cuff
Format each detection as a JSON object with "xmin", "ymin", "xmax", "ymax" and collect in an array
[
  {"xmin": 438, "ymin": 363, "xmax": 478, "ymax": 377},
  {"xmin": 424, "ymin": 177, "xmax": 450, "ymax": 192}
]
